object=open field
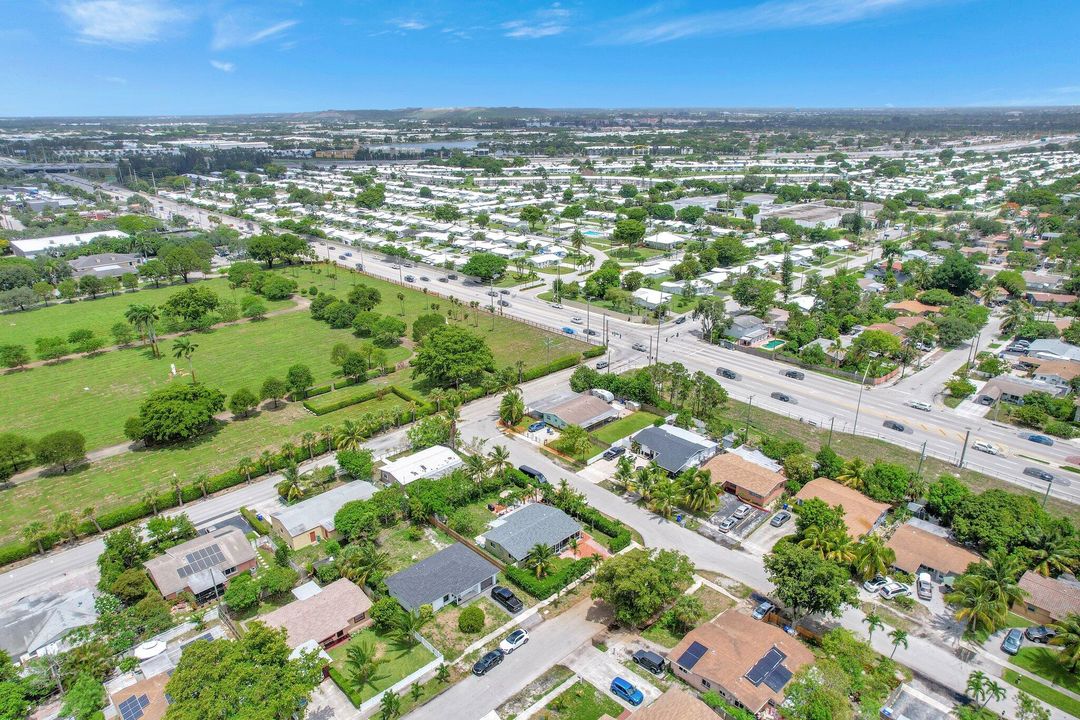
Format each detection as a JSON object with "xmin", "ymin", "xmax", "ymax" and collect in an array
[{"xmin": 590, "ymin": 411, "xmax": 662, "ymax": 445}]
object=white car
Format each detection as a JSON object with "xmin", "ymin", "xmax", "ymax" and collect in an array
[
  {"xmin": 717, "ymin": 517, "xmax": 737, "ymax": 533},
  {"xmin": 908, "ymin": 401, "xmax": 932, "ymax": 412},
  {"xmin": 550, "ymin": 303, "xmax": 563, "ymax": 309},
  {"xmin": 879, "ymin": 582, "xmax": 911, "ymax": 600},
  {"xmin": 499, "ymin": 628, "xmax": 529, "ymax": 654},
  {"xmin": 972, "ymin": 441, "xmax": 1000, "ymax": 455},
  {"xmin": 571, "ymin": 316, "xmax": 584, "ymax": 324},
  {"xmin": 862, "ymin": 575, "xmax": 889, "ymax": 593},
  {"xmin": 732, "ymin": 504, "xmax": 751, "ymax": 520}
]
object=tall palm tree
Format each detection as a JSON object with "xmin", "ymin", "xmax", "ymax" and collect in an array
[
  {"xmin": 445, "ymin": 406, "xmax": 462, "ymax": 450},
  {"xmin": 142, "ymin": 491, "xmax": 159, "ymax": 515},
  {"xmin": 488, "ymin": 445, "xmax": 512, "ymax": 478},
  {"xmin": 344, "ymin": 638, "xmax": 385, "ymax": 693},
  {"xmin": 498, "ymin": 389, "xmax": 525, "ymax": 427},
  {"xmin": 172, "ymin": 338, "xmax": 198, "ymax": 383},
  {"xmin": 980, "ymin": 680, "xmax": 1006, "ymax": 709},
  {"xmin": 23, "ymin": 522, "xmax": 48, "ymax": 555},
  {"xmin": 301, "ymin": 432, "xmax": 316, "ymax": 460},
  {"xmin": 836, "ymin": 457, "xmax": 868, "ymax": 491},
  {"xmin": 974, "ymin": 550, "xmax": 1027, "ymax": 607},
  {"xmin": 396, "ymin": 292, "xmax": 406, "ymax": 316},
  {"xmin": 799, "ymin": 525, "xmax": 855, "ymax": 564},
  {"xmin": 677, "ymin": 468, "xmax": 719, "ymax": 513},
  {"xmin": 1050, "ymin": 613, "xmax": 1080, "ymax": 672},
  {"xmin": 611, "ymin": 456, "xmax": 635, "ymax": 494},
  {"xmin": 863, "ymin": 613, "xmax": 884, "ymax": 643},
  {"xmin": 1024, "ymin": 526, "xmax": 1079, "ymax": 577},
  {"xmin": 82, "ymin": 506, "xmax": 101, "ymax": 534},
  {"xmin": 321, "ymin": 424, "xmax": 336, "ymax": 452},
  {"xmin": 336, "ymin": 420, "xmax": 364, "ymax": 451},
  {"xmin": 526, "ymin": 542, "xmax": 557, "ymax": 579},
  {"xmin": 853, "ymin": 535, "xmax": 897, "ymax": 581},
  {"xmin": 170, "ymin": 476, "xmax": 184, "ymax": 506},
  {"xmin": 281, "ymin": 464, "xmax": 304, "ymax": 502},
  {"xmin": 1001, "ymin": 300, "xmax": 1034, "ymax": 336},
  {"xmin": 515, "ymin": 360, "xmax": 526, "ymax": 384},
  {"xmin": 237, "ymin": 457, "xmax": 255, "ymax": 483},
  {"xmin": 125, "ymin": 303, "xmax": 161, "ymax": 357},
  {"xmin": 463, "ymin": 454, "xmax": 487, "ymax": 485},
  {"xmin": 888, "ymin": 629, "xmax": 908, "ymax": 658},
  {"xmin": 340, "ymin": 542, "xmax": 391, "ymax": 586},
  {"xmin": 965, "ymin": 670, "xmax": 988, "ymax": 707},
  {"xmin": 279, "ymin": 441, "xmax": 298, "ymax": 464},
  {"xmin": 945, "ymin": 574, "xmax": 1008, "ymax": 634},
  {"xmin": 259, "ymin": 450, "xmax": 275, "ymax": 475},
  {"xmin": 54, "ymin": 513, "xmax": 79, "ymax": 543},
  {"xmin": 648, "ymin": 478, "xmax": 680, "ymax": 519}
]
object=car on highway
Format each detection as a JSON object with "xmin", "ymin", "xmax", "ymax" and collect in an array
[
  {"xmin": 472, "ymin": 649, "xmax": 504, "ymax": 676},
  {"xmin": 908, "ymin": 401, "xmax": 932, "ymax": 412},
  {"xmin": 1028, "ymin": 434, "xmax": 1055, "ymax": 446},
  {"xmin": 1023, "ymin": 467, "xmax": 1055, "ymax": 482},
  {"xmin": 487, "ymin": 290, "xmax": 499, "ymax": 297},
  {"xmin": 602, "ymin": 446, "xmax": 625, "ymax": 461},
  {"xmin": 499, "ymin": 300, "xmax": 511, "ymax": 307},
  {"xmin": 562, "ymin": 327, "xmax": 576, "ymax": 335},
  {"xmin": 391, "ymin": 264, "xmax": 401, "ymax": 269},
  {"xmin": 752, "ymin": 601, "xmax": 775, "ymax": 620},
  {"xmin": 632, "ymin": 650, "xmax": 666, "ymax": 676},
  {"xmin": 732, "ymin": 504, "xmax": 751, "ymax": 519},
  {"xmin": 420, "ymin": 275, "xmax": 430, "ymax": 281},
  {"xmin": 784, "ymin": 370, "xmax": 806, "ymax": 380},
  {"xmin": 770, "ymin": 392, "xmax": 794, "ymax": 403},
  {"xmin": 571, "ymin": 316, "xmax": 584, "ymax": 324},
  {"xmin": 770, "ymin": 510, "xmax": 791, "ymax": 527},
  {"xmin": 717, "ymin": 517, "xmax": 737, "ymax": 533},
  {"xmin": 549, "ymin": 302, "xmax": 563, "ymax": 309},
  {"xmin": 716, "ymin": 367, "xmax": 739, "ymax": 380},
  {"xmin": 438, "ymin": 276, "xmax": 448, "ymax": 282},
  {"xmin": 583, "ymin": 328, "xmax": 598, "ymax": 335},
  {"xmin": 972, "ymin": 441, "xmax": 1000, "ymax": 455},
  {"xmin": 883, "ymin": 420, "xmax": 907, "ymax": 432},
  {"xmin": 674, "ymin": 316, "xmax": 687, "ymax": 324},
  {"xmin": 1025, "ymin": 626, "xmax": 1058, "ymax": 644},
  {"xmin": 447, "ymin": 274, "xmax": 458, "ymax": 280},
  {"xmin": 596, "ymin": 360, "xmax": 609, "ymax": 369},
  {"xmin": 863, "ymin": 576, "xmax": 889, "ymax": 593},
  {"xmin": 1001, "ymin": 628, "xmax": 1024, "ymax": 656},
  {"xmin": 879, "ymin": 581, "xmax": 910, "ymax": 600},
  {"xmin": 491, "ymin": 585, "xmax": 524, "ymax": 614},
  {"xmin": 344, "ymin": 252, "xmax": 353, "ymax": 257},
  {"xmin": 610, "ymin": 677, "xmax": 644, "ymax": 707},
  {"xmin": 499, "ymin": 289, "xmax": 510, "ymax": 295},
  {"xmin": 499, "ymin": 629, "xmax": 529, "ymax": 654},
  {"xmin": 404, "ymin": 275, "xmax": 416, "ymax": 282},
  {"xmin": 338, "ymin": 254, "xmax": 347, "ymax": 260},
  {"xmin": 632, "ymin": 343, "xmax": 647, "ymax": 352}
]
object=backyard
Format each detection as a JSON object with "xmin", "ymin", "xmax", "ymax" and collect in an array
[
  {"xmin": 641, "ymin": 586, "xmax": 735, "ymax": 648},
  {"xmin": 424, "ymin": 597, "xmax": 509, "ymax": 660},
  {"xmin": 328, "ymin": 628, "xmax": 436, "ymax": 706},
  {"xmin": 590, "ymin": 411, "xmax": 662, "ymax": 445},
  {"xmin": 538, "ymin": 680, "xmax": 623, "ymax": 720}
]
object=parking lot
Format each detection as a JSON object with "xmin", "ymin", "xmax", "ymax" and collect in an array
[
  {"xmin": 745, "ymin": 507, "xmax": 797, "ymax": 553},
  {"xmin": 706, "ymin": 493, "xmax": 768, "ymax": 541}
]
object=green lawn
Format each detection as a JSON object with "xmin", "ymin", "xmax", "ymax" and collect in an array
[
  {"xmin": 590, "ymin": 411, "xmax": 662, "ymax": 445},
  {"xmin": 1011, "ymin": 647, "xmax": 1079, "ymax": 694},
  {"xmin": 302, "ymin": 374, "xmax": 412, "ymax": 414},
  {"xmin": 378, "ymin": 525, "xmax": 451, "ymax": 575},
  {"xmin": 642, "ymin": 586, "xmax": 735, "ymax": 648},
  {"xmin": 1001, "ymin": 668, "xmax": 1080, "ymax": 718},
  {"xmin": 542, "ymin": 680, "xmax": 623, "ymax": 720},
  {"xmin": 1005, "ymin": 613, "xmax": 1036, "ymax": 629},
  {"xmin": 328, "ymin": 629, "xmax": 435, "ymax": 706},
  {"xmin": 424, "ymin": 597, "xmax": 509, "ymax": 661}
]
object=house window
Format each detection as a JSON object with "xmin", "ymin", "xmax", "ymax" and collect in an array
[
  {"xmin": 701, "ymin": 679, "xmax": 711, "ymax": 689},
  {"xmin": 351, "ymin": 613, "xmax": 366, "ymax": 623},
  {"xmin": 443, "ymin": 594, "xmax": 451, "ymax": 603},
  {"xmin": 223, "ymin": 566, "xmax": 235, "ymax": 576}
]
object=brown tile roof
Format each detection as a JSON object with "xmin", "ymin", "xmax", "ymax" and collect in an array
[
  {"xmin": 887, "ymin": 524, "xmax": 981, "ymax": 576},
  {"xmin": 892, "ymin": 315, "xmax": 931, "ymax": 330},
  {"xmin": 702, "ymin": 453, "xmax": 785, "ymax": 500},
  {"xmin": 1017, "ymin": 571, "xmax": 1080, "ymax": 621},
  {"xmin": 865, "ymin": 322, "xmax": 906, "ymax": 338},
  {"xmin": 257, "ymin": 579, "xmax": 372, "ymax": 648},
  {"xmin": 669, "ymin": 610, "xmax": 814, "ymax": 714},
  {"xmin": 887, "ymin": 300, "xmax": 942, "ymax": 315},
  {"xmin": 110, "ymin": 672, "xmax": 170, "ymax": 720},
  {"xmin": 1030, "ymin": 359, "xmax": 1080, "ymax": 381},
  {"xmin": 629, "ymin": 688, "xmax": 716, "ymax": 720},
  {"xmin": 794, "ymin": 478, "xmax": 890, "ymax": 539},
  {"xmin": 1028, "ymin": 292, "xmax": 1078, "ymax": 303}
]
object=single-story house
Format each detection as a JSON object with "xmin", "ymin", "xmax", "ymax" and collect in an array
[
  {"xmin": 886, "ymin": 523, "xmax": 981, "ymax": 583},
  {"xmin": 643, "ymin": 231, "xmax": 685, "ymax": 251},
  {"xmin": 1026, "ymin": 292, "xmax": 1078, "ymax": 307},
  {"xmin": 385, "ymin": 543, "xmax": 500, "ymax": 612},
  {"xmin": 794, "ymin": 478, "xmax": 890, "ymax": 539},
  {"xmin": 701, "ymin": 453, "xmax": 786, "ymax": 508},
  {"xmin": 108, "ymin": 671, "xmax": 171, "ymax": 720},
  {"xmin": 864, "ymin": 322, "xmax": 907, "ymax": 339},
  {"xmin": 1013, "ymin": 571, "xmax": 1080, "ymax": 625},
  {"xmin": 1029, "ymin": 359, "xmax": 1080, "ymax": 389},
  {"xmin": 69, "ymin": 253, "xmax": 142, "ymax": 279},
  {"xmin": 483, "ymin": 503, "xmax": 581, "ymax": 564},
  {"xmin": 527, "ymin": 391, "xmax": 619, "ymax": 431},
  {"xmin": 632, "ymin": 425, "xmax": 718, "ymax": 475},
  {"xmin": 1027, "ymin": 339, "xmax": 1080, "ymax": 363},
  {"xmin": 0, "ymin": 588, "xmax": 97, "ymax": 662},
  {"xmin": 1022, "ymin": 272, "xmax": 1064, "ymax": 292},
  {"xmin": 886, "ymin": 300, "xmax": 941, "ymax": 316},
  {"xmin": 257, "ymin": 579, "xmax": 372, "ymax": 649},
  {"xmin": 668, "ymin": 610, "xmax": 814, "ymax": 717},
  {"xmin": 724, "ymin": 314, "xmax": 769, "ymax": 346},
  {"xmin": 632, "ymin": 288, "xmax": 672, "ymax": 311},
  {"xmin": 600, "ymin": 688, "xmax": 716, "ymax": 720},
  {"xmin": 528, "ymin": 253, "xmax": 561, "ymax": 268},
  {"xmin": 144, "ymin": 527, "xmax": 257, "ymax": 602},
  {"xmin": 270, "ymin": 480, "xmax": 377, "ymax": 550},
  {"xmin": 379, "ymin": 445, "xmax": 463, "ymax": 486},
  {"xmin": 976, "ymin": 376, "xmax": 1064, "ymax": 406}
]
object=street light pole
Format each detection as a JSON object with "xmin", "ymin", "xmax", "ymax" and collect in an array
[
  {"xmin": 851, "ymin": 364, "xmax": 871, "ymax": 435},
  {"xmin": 744, "ymin": 395, "xmax": 754, "ymax": 440},
  {"xmin": 958, "ymin": 428, "xmax": 971, "ymax": 468}
]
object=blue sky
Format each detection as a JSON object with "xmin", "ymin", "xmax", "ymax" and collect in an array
[{"xmin": 2, "ymin": 0, "xmax": 1079, "ymax": 116}]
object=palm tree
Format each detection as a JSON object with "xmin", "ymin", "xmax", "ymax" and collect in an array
[
  {"xmin": 863, "ymin": 613, "xmax": 884, "ymax": 643},
  {"xmin": 54, "ymin": 513, "xmax": 79, "ymax": 543},
  {"xmin": 281, "ymin": 464, "xmax": 304, "ymax": 502},
  {"xmin": 648, "ymin": 478, "xmax": 680, "ymax": 519},
  {"xmin": 837, "ymin": 457, "xmax": 868, "ymax": 491},
  {"xmin": 396, "ymin": 292, "xmax": 406, "ymax": 316},
  {"xmin": 170, "ymin": 476, "xmax": 184, "ymax": 506},
  {"xmin": 463, "ymin": 454, "xmax": 488, "ymax": 485},
  {"xmin": 981, "ymin": 680, "xmax": 1006, "ymax": 709},
  {"xmin": 336, "ymin": 420, "xmax": 365, "ymax": 451},
  {"xmin": 82, "ymin": 506, "xmax": 101, "ymax": 533},
  {"xmin": 321, "ymin": 424, "xmax": 336, "ymax": 452},
  {"xmin": 172, "ymin": 338, "xmax": 198, "ymax": 383},
  {"xmin": 498, "ymin": 389, "xmax": 525, "ymax": 427},
  {"xmin": 301, "ymin": 432, "xmax": 316, "ymax": 460},
  {"xmin": 125, "ymin": 303, "xmax": 161, "ymax": 357},
  {"xmin": 676, "ymin": 468, "xmax": 719, "ymax": 513},
  {"xmin": 435, "ymin": 663, "xmax": 450, "ymax": 684},
  {"xmin": 380, "ymin": 691, "xmax": 401, "ymax": 720},
  {"xmin": 853, "ymin": 536, "xmax": 897, "ymax": 581},
  {"xmin": 23, "ymin": 521, "xmax": 48, "ymax": 554},
  {"xmin": 259, "ymin": 450, "xmax": 275, "ymax": 475},
  {"xmin": 945, "ymin": 574, "xmax": 1008, "ymax": 634},
  {"xmin": 526, "ymin": 542, "xmax": 557, "ymax": 579},
  {"xmin": 237, "ymin": 457, "xmax": 256, "ymax": 483},
  {"xmin": 280, "ymin": 441, "xmax": 298, "ymax": 464},
  {"xmin": 558, "ymin": 424, "xmax": 593, "ymax": 461},
  {"xmin": 392, "ymin": 609, "xmax": 431, "ymax": 648},
  {"xmin": 196, "ymin": 474, "xmax": 209, "ymax": 498},
  {"xmin": 973, "ymin": 550, "xmax": 1027, "ymax": 607},
  {"xmin": 143, "ymin": 491, "xmax": 159, "ymax": 515},
  {"xmin": 1024, "ymin": 526, "xmax": 1079, "ymax": 577},
  {"xmin": 340, "ymin": 543, "xmax": 391, "ymax": 586},
  {"xmin": 488, "ymin": 445, "xmax": 512, "ymax": 478},
  {"xmin": 611, "ymin": 456, "xmax": 635, "ymax": 494},
  {"xmin": 799, "ymin": 525, "xmax": 855, "ymax": 564},
  {"xmin": 1001, "ymin": 300, "xmax": 1034, "ymax": 336},
  {"xmin": 515, "ymin": 359, "xmax": 526, "ymax": 384},
  {"xmin": 1050, "ymin": 613, "xmax": 1080, "ymax": 672},
  {"xmin": 888, "ymin": 628, "xmax": 908, "ymax": 658},
  {"xmin": 541, "ymin": 337, "xmax": 556, "ymax": 363},
  {"xmin": 445, "ymin": 405, "xmax": 462, "ymax": 450},
  {"xmin": 966, "ymin": 670, "xmax": 988, "ymax": 706},
  {"xmin": 344, "ymin": 638, "xmax": 384, "ymax": 693}
]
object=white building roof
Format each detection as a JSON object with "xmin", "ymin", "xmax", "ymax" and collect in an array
[
  {"xmin": 381, "ymin": 445, "xmax": 463, "ymax": 485},
  {"xmin": 10, "ymin": 229, "xmax": 128, "ymax": 256},
  {"xmin": 270, "ymin": 481, "xmax": 377, "ymax": 537}
]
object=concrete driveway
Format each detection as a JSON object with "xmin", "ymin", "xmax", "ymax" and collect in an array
[
  {"xmin": 745, "ymin": 509, "xmax": 796, "ymax": 554},
  {"xmin": 304, "ymin": 677, "xmax": 357, "ymax": 720},
  {"xmin": 563, "ymin": 644, "xmax": 662, "ymax": 710}
]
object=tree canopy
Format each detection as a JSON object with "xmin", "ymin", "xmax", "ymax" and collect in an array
[{"xmin": 411, "ymin": 325, "xmax": 495, "ymax": 389}]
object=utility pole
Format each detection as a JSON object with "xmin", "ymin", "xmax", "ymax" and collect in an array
[
  {"xmin": 958, "ymin": 429, "xmax": 971, "ymax": 468},
  {"xmin": 827, "ymin": 417, "xmax": 835, "ymax": 448},
  {"xmin": 744, "ymin": 395, "xmax": 754, "ymax": 440},
  {"xmin": 851, "ymin": 364, "xmax": 871, "ymax": 435},
  {"xmin": 916, "ymin": 441, "xmax": 927, "ymax": 478},
  {"xmin": 654, "ymin": 307, "xmax": 663, "ymax": 365}
]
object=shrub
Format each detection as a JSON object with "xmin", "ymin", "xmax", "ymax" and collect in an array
[
  {"xmin": 315, "ymin": 563, "xmax": 341, "ymax": 584},
  {"xmin": 370, "ymin": 597, "xmax": 403, "ymax": 633},
  {"xmin": 239, "ymin": 507, "xmax": 271, "ymax": 535},
  {"xmin": 504, "ymin": 558, "xmax": 593, "ymax": 600},
  {"xmin": 458, "ymin": 605, "xmax": 485, "ymax": 633}
]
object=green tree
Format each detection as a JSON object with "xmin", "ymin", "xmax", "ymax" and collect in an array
[
  {"xmin": 1050, "ymin": 613, "xmax": 1080, "ymax": 672},
  {"xmin": 525, "ymin": 542, "xmax": 557, "ymax": 579},
  {"xmin": 591, "ymin": 548, "xmax": 694, "ymax": 628},
  {"xmin": 558, "ymin": 424, "xmax": 593, "ymax": 460},
  {"xmin": 285, "ymin": 364, "xmax": 314, "ymax": 399},
  {"xmin": 126, "ymin": 383, "xmax": 225, "ymax": 444},
  {"xmin": 764, "ymin": 541, "xmax": 857, "ymax": 622},
  {"xmin": 612, "ymin": 219, "xmax": 646, "ymax": 249},
  {"xmin": 380, "ymin": 690, "xmax": 401, "ymax": 720},
  {"xmin": 0, "ymin": 344, "xmax": 29, "ymax": 369},
  {"xmin": 459, "ymin": 253, "xmax": 508, "ymax": 280},
  {"xmin": 887, "ymin": 628, "xmax": 908, "ymax": 658},
  {"xmin": 498, "ymin": 388, "xmax": 525, "ymax": 426},
  {"xmin": 344, "ymin": 637, "xmax": 384, "ymax": 694},
  {"xmin": 863, "ymin": 612, "xmax": 884, "ymax": 642},
  {"xmin": 260, "ymin": 376, "xmax": 287, "ymax": 408},
  {"xmin": 411, "ymin": 325, "xmax": 495, "ymax": 388},
  {"xmin": 124, "ymin": 303, "xmax": 161, "ymax": 357},
  {"xmin": 228, "ymin": 387, "xmax": 259, "ymax": 418},
  {"xmin": 852, "ymin": 535, "xmax": 896, "ymax": 581},
  {"xmin": 944, "ymin": 574, "xmax": 1007, "ymax": 634},
  {"xmin": 35, "ymin": 430, "xmax": 86, "ymax": 472},
  {"xmin": 59, "ymin": 673, "xmax": 105, "ymax": 720},
  {"xmin": 171, "ymin": 337, "xmax": 199, "ymax": 383},
  {"xmin": 22, "ymin": 521, "xmax": 48, "ymax": 555}
]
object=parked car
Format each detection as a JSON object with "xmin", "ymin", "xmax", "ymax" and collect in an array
[
  {"xmin": 770, "ymin": 510, "xmax": 791, "ymax": 527},
  {"xmin": 732, "ymin": 504, "xmax": 751, "ymax": 520},
  {"xmin": 717, "ymin": 517, "xmax": 737, "ymax": 533},
  {"xmin": 518, "ymin": 465, "xmax": 548, "ymax": 484},
  {"xmin": 491, "ymin": 586, "xmax": 524, "ymax": 614},
  {"xmin": 972, "ymin": 441, "xmax": 1000, "ymax": 455},
  {"xmin": 472, "ymin": 649, "xmax": 505, "ymax": 675},
  {"xmin": 596, "ymin": 360, "xmax": 609, "ymax": 369},
  {"xmin": 883, "ymin": 420, "xmax": 907, "ymax": 432},
  {"xmin": 752, "ymin": 601, "xmax": 775, "ymax": 620},
  {"xmin": 602, "ymin": 446, "xmax": 626, "ymax": 461},
  {"xmin": 610, "ymin": 677, "xmax": 644, "ymax": 706},
  {"xmin": 571, "ymin": 316, "xmax": 584, "ymax": 324},
  {"xmin": 1028, "ymin": 434, "xmax": 1055, "ymax": 446},
  {"xmin": 631, "ymin": 650, "xmax": 666, "ymax": 676},
  {"xmin": 499, "ymin": 629, "xmax": 529, "ymax": 653},
  {"xmin": 784, "ymin": 370, "xmax": 805, "ymax": 380},
  {"xmin": 674, "ymin": 316, "xmax": 687, "ymax": 324},
  {"xmin": 632, "ymin": 342, "xmax": 647, "ymax": 352},
  {"xmin": 770, "ymin": 392, "xmax": 794, "ymax": 403},
  {"xmin": 879, "ymin": 582, "xmax": 910, "ymax": 600},
  {"xmin": 527, "ymin": 421, "xmax": 546, "ymax": 433},
  {"xmin": 908, "ymin": 401, "xmax": 932, "ymax": 412},
  {"xmin": 916, "ymin": 572, "xmax": 933, "ymax": 600},
  {"xmin": 1025, "ymin": 626, "xmax": 1058, "ymax": 644},
  {"xmin": 863, "ymin": 575, "xmax": 889, "ymax": 593},
  {"xmin": 716, "ymin": 367, "xmax": 739, "ymax": 380},
  {"xmin": 1023, "ymin": 467, "xmax": 1055, "ymax": 482},
  {"xmin": 1001, "ymin": 628, "xmax": 1024, "ymax": 655},
  {"xmin": 1006, "ymin": 345, "xmax": 1029, "ymax": 354}
]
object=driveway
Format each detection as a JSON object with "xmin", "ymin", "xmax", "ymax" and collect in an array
[
  {"xmin": 563, "ymin": 644, "xmax": 662, "ymax": 709},
  {"xmin": 304, "ymin": 677, "xmax": 357, "ymax": 720},
  {"xmin": 744, "ymin": 510, "xmax": 796, "ymax": 554}
]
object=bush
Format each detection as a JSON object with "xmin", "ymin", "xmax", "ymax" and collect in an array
[
  {"xmin": 458, "ymin": 605, "xmax": 485, "ymax": 633},
  {"xmin": 504, "ymin": 558, "xmax": 592, "ymax": 600},
  {"xmin": 240, "ymin": 507, "xmax": 271, "ymax": 535},
  {"xmin": 520, "ymin": 354, "xmax": 580, "ymax": 383},
  {"xmin": 315, "ymin": 562, "xmax": 341, "ymax": 584},
  {"xmin": 448, "ymin": 508, "xmax": 479, "ymax": 536},
  {"xmin": 701, "ymin": 691, "xmax": 756, "ymax": 720},
  {"xmin": 370, "ymin": 597, "xmax": 403, "ymax": 633}
]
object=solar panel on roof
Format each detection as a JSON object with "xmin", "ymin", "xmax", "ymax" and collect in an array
[
  {"xmin": 181, "ymin": 632, "xmax": 213, "ymax": 649},
  {"xmin": 745, "ymin": 647, "xmax": 786, "ymax": 686},
  {"xmin": 118, "ymin": 694, "xmax": 150, "ymax": 720},
  {"xmin": 763, "ymin": 665, "xmax": 793, "ymax": 692},
  {"xmin": 176, "ymin": 544, "xmax": 226, "ymax": 578},
  {"xmin": 676, "ymin": 640, "xmax": 708, "ymax": 671}
]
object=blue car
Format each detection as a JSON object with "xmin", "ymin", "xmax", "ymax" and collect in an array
[
  {"xmin": 562, "ymin": 327, "xmax": 576, "ymax": 335},
  {"xmin": 610, "ymin": 677, "xmax": 644, "ymax": 706},
  {"xmin": 1001, "ymin": 628, "xmax": 1024, "ymax": 655},
  {"xmin": 1028, "ymin": 434, "xmax": 1055, "ymax": 446},
  {"xmin": 527, "ymin": 421, "xmax": 546, "ymax": 433}
]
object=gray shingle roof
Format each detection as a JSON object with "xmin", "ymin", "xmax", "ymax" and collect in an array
[
  {"xmin": 633, "ymin": 425, "xmax": 715, "ymax": 474},
  {"xmin": 270, "ymin": 480, "xmax": 376, "ymax": 537},
  {"xmin": 484, "ymin": 503, "xmax": 581, "ymax": 562},
  {"xmin": 384, "ymin": 543, "xmax": 499, "ymax": 611}
]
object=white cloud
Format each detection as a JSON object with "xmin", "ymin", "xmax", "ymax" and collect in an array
[
  {"xmin": 210, "ymin": 60, "xmax": 235, "ymax": 72},
  {"xmin": 212, "ymin": 15, "xmax": 297, "ymax": 50},
  {"xmin": 605, "ymin": 0, "xmax": 945, "ymax": 44},
  {"xmin": 391, "ymin": 19, "xmax": 429, "ymax": 31},
  {"xmin": 61, "ymin": 0, "xmax": 186, "ymax": 45},
  {"xmin": 502, "ymin": 4, "xmax": 570, "ymax": 39},
  {"xmin": 99, "ymin": 75, "xmax": 128, "ymax": 84}
]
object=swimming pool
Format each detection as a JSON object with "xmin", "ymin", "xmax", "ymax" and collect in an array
[
  {"xmin": 582, "ymin": 230, "xmax": 605, "ymax": 238},
  {"xmin": 763, "ymin": 339, "xmax": 786, "ymax": 350}
]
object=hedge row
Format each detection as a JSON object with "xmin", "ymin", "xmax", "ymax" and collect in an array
[
  {"xmin": 328, "ymin": 667, "xmax": 365, "ymax": 708},
  {"xmin": 582, "ymin": 345, "xmax": 607, "ymax": 359},
  {"xmin": 240, "ymin": 507, "xmax": 271, "ymax": 535},
  {"xmin": 304, "ymin": 384, "xmax": 430, "ymax": 417},
  {"xmin": 504, "ymin": 557, "xmax": 593, "ymax": 600},
  {"xmin": 521, "ymin": 354, "xmax": 580, "ymax": 383}
]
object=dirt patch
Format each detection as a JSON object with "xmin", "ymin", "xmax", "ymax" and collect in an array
[{"xmin": 495, "ymin": 664, "xmax": 575, "ymax": 718}]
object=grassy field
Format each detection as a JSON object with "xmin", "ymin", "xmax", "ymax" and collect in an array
[
  {"xmin": 328, "ymin": 629, "xmax": 435, "ymax": 705},
  {"xmin": 425, "ymin": 597, "xmax": 509, "ymax": 661},
  {"xmin": 1001, "ymin": 667, "xmax": 1080, "ymax": 718},
  {"xmin": 541, "ymin": 680, "xmax": 623, "ymax": 720},
  {"xmin": 642, "ymin": 586, "xmax": 734, "ymax": 647},
  {"xmin": 379, "ymin": 525, "xmax": 452, "ymax": 575},
  {"xmin": 590, "ymin": 411, "xmax": 662, "ymax": 445},
  {"xmin": 1011, "ymin": 647, "xmax": 1079, "ymax": 694}
]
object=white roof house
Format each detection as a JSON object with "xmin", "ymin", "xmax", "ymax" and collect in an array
[
  {"xmin": 643, "ymin": 231, "xmax": 686, "ymax": 250},
  {"xmin": 379, "ymin": 445, "xmax": 464, "ymax": 486},
  {"xmin": 528, "ymin": 253, "xmax": 561, "ymax": 268},
  {"xmin": 632, "ymin": 287, "xmax": 672, "ymax": 310},
  {"xmin": 10, "ymin": 229, "xmax": 129, "ymax": 258}
]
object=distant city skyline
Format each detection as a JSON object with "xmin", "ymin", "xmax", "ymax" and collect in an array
[{"xmin": 2, "ymin": 0, "xmax": 1079, "ymax": 116}]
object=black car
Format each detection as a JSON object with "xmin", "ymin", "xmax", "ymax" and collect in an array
[
  {"xmin": 784, "ymin": 370, "xmax": 805, "ymax": 380},
  {"xmin": 632, "ymin": 649, "xmax": 666, "ymax": 675},
  {"xmin": 602, "ymin": 446, "xmax": 626, "ymax": 461},
  {"xmin": 674, "ymin": 316, "xmax": 687, "ymax": 325},
  {"xmin": 1023, "ymin": 467, "xmax": 1055, "ymax": 482},
  {"xmin": 883, "ymin": 420, "xmax": 906, "ymax": 432},
  {"xmin": 1025, "ymin": 625, "xmax": 1058, "ymax": 644},
  {"xmin": 716, "ymin": 367, "xmax": 739, "ymax": 380},
  {"xmin": 499, "ymin": 300, "xmax": 511, "ymax": 307},
  {"xmin": 583, "ymin": 328, "xmax": 598, "ymax": 336},
  {"xmin": 500, "ymin": 289, "xmax": 511, "ymax": 295},
  {"xmin": 491, "ymin": 585, "xmax": 524, "ymax": 614},
  {"xmin": 472, "ymin": 649, "xmax": 505, "ymax": 676},
  {"xmin": 770, "ymin": 392, "xmax": 793, "ymax": 403}
]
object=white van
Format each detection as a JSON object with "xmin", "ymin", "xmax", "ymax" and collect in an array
[
  {"xmin": 908, "ymin": 401, "xmax": 932, "ymax": 412},
  {"xmin": 916, "ymin": 572, "xmax": 933, "ymax": 600}
]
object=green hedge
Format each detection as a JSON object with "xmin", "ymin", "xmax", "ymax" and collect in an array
[
  {"xmin": 521, "ymin": 354, "xmax": 580, "ymax": 383},
  {"xmin": 504, "ymin": 557, "xmax": 593, "ymax": 600},
  {"xmin": 304, "ymin": 387, "xmax": 384, "ymax": 415},
  {"xmin": 240, "ymin": 507, "xmax": 271, "ymax": 535},
  {"xmin": 582, "ymin": 345, "xmax": 607, "ymax": 359},
  {"xmin": 545, "ymin": 495, "xmax": 632, "ymax": 553},
  {"xmin": 328, "ymin": 667, "xmax": 364, "ymax": 708}
]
